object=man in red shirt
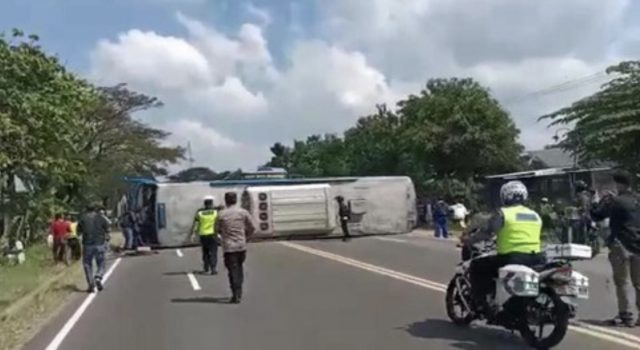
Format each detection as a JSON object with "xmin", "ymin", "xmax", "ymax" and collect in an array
[{"xmin": 51, "ymin": 213, "xmax": 70, "ymax": 263}]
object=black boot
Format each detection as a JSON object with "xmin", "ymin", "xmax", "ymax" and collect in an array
[
  {"xmin": 230, "ymin": 288, "xmax": 242, "ymax": 304},
  {"xmin": 95, "ymin": 277, "xmax": 104, "ymax": 292},
  {"xmin": 607, "ymin": 313, "xmax": 634, "ymax": 327}
]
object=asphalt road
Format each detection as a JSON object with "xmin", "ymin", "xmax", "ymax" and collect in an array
[{"xmin": 23, "ymin": 232, "xmax": 640, "ymax": 350}]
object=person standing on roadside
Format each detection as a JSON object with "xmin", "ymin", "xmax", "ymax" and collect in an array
[
  {"xmin": 66, "ymin": 213, "xmax": 82, "ymax": 261},
  {"xmin": 119, "ymin": 209, "xmax": 135, "ymax": 251},
  {"xmin": 335, "ymin": 196, "xmax": 352, "ymax": 241},
  {"xmin": 190, "ymin": 196, "xmax": 219, "ymax": 275},
  {"xmin": 539, "ymin": 198, "xmax": 558, "ymax": 242},
  {"xmin": 433, "ymin": 200, "xmax": 450, "ymax": 239},
  {"xmin": 50, "ymin": 213, "xmax": 70, "ymax": 264},
  {"xmin": 215, "ymin": 192, "xmax": 256, "ymax": 304},
  {"xmin": 591, "ymin": 170, "xmax": 640, "ymax": 327},
  {"xmin": 450, "ymin": 199, "xmax": 470, "ymax": 229},
  {"xmin": 78, "ymin": 203, "xmax": 111, "ymax": 293},
  {"xmin": 573, "ymin": 180, "xmax": 594, "ymax": 244}
]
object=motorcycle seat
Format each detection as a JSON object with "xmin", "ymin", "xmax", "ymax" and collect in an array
[
  {"xmin": 532, "ymin": 260, "xmax": 566, "ymax": 272},
  {"xmin": 531, "ymin": 264, "xmax": 548, "ymax": 272}
]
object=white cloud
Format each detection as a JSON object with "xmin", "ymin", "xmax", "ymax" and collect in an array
[
  {"xmin": 246, "ymin": 3, "xmax": 272, "ymax": 26},
  {"xmin": 89, "ymin": 0, "xmax": 636, "ymax": 171},
  {"xmin": 318, "ymin": 0, "xmax": 630, "ymax": 150},
  {"xmin": 164, "ymin": 119, "xmax": 270, "ymax": 171},
  {"xmin": 168, "ymin": 119, "xmax": 239, "ymax": 149},
  {"xmin": 90, "ymin": 30, "xmax": 212, "ymax": 91},
  {"xmin": 185, "ymin": 76, "xmax": 268, "ymax": 119},
  {"xmin": 267, "ymin": 41, "xmax": 400, "ymax": 138}
]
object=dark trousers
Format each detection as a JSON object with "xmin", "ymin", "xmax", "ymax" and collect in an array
[
  {"xmin": 470, "ymin": 252, "xmax": 545, "ymax": 304},
  {"xmin": 83, "ymin": 244, "xmax": 106, "ymax": 288},
  {"xmin": 53, "ymin": 238, "xmax": 66, "ymax": 263},
  {"xmin": 133, "ymin": 227, "xmax": 145, "ymax": 248},
  {"xmin": 199, "ymin": 235, "xmax": 218, "ymax": 272},
  {"xmin": 435, "ymin": 218, "xmax": 449, "ymax": 238},
  {"xmin": 224, "ymin": 251, "xmax": 247, "ymax": 298},
  {"xmin": 122, "ymin": 227, "xmax": 133, "ymax": 250},
  {"xmin": 340, "ymin": 219, "xmax": 351, "ymax": 239},
  {"xmin": 67, "ymin": 237, "xmax": 81, "ymax": 260},
  {"xmin": 609, "ymin": 241, "xmax": 640, "ymax": 319}
]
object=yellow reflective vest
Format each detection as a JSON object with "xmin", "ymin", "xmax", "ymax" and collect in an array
[
  {"xmin": 68, "ymin": 222, "xmax": 78, "ymax": 238},
  {"xmin": 497, "ymin": 205, "xmax": 542, "ymax": 255},
  {"xmin": 196, "ymin": 209, "xmax": 218, "ymax": 236}
]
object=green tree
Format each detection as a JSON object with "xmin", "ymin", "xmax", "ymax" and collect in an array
[
  {"xmin": 0, "ymin": 31, "xmax": 97, "ymax": 193},
  {"xmin": 75, "ymin": 84, "xmax": 184, "ymax": 206},
  {"xmin": 0, "ymin": 30, "xmax": 98, "ymax": 237},
  {"xmin": 0, "ymin": 31, "xmax": 184, "ymax": 241},
  {"xmin": 265, "ymin": 142, "xmax": 292, "ymax": 170},
  {"xmin": 168, "ymin": 167, "xmax": 223, "ymax": 182},
  {"xmin": 398, "ymin": 78, "xmax": 523, "ymax": 184},
  {"xmin": 262, "ymin": 77, "xmax": 523, "ymax": 205},
  {"xmin": 541, "ymin": 61, "xmax": 640, "ymax": 174},
  {"xmin": 343, "ymin": 104, "xmax": 403, "ymax": 176},
  {"xmin": 294, "ymin": 134, "xmax": 350, "ymax": 177},
  {"xmin": 271, "ymin": 134, "xmax": 350, "ymax": 178}
]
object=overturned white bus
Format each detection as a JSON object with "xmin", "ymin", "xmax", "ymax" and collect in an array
[{"xmin": 123, "ymin": 176, "xmax": 417, "ymax": 247}]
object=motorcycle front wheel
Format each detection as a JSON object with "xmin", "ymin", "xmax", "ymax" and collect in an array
[
  {"xmin": 445, "ymin": 276, "xmax": 474, "ymax": 326},
  {"xmin": 519, "ymin": 290, "xmax": 570, "ymax": 349}
]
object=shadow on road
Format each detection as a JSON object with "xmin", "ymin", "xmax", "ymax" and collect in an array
[
  {"xmin": 163, "ymin": 271, "xmax": 190, "ymax": 276},
  {"xmin": 404, "ymin": 319, "xmax": 527, "ymax": 349},
  {"xmin": 171, "ymin": 296, "xmax": 231, "ymax": 304},
  {"xmin": 163, "ymin": 271, "xmax": 212, "ymax": 276},
  {"xmin": 579, "ymin": 319, "xmax": 612, "ymax": 327},
  {"xmin": 53, "ymin": 284, "xmax": 85, "ymax": 293}
]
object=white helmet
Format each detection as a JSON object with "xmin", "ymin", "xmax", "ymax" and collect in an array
[
  {"xmin": 500, "ymin": 181, "xmax": 528, "ymax": 205},
  {"xmin": 203, "ymin": 195, "xmax": 215, "ymax": 204}
]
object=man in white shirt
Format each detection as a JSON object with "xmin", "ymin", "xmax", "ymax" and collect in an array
[{"xmin": 450, "ymin": 201, "xmax": 470, "ymax": 228}]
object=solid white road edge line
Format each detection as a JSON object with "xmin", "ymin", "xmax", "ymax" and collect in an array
[
  {"xmin": 45, "ymin": 257, "xmax": 122, "ymax": 350},
  {"xmin": 280, "ymin": 242, "xmax": 640, "ymax": 350},
  {"xmin": 187, "ymin": 273, "xmax": 201, "ymax": 291},
  {"xmin": 176, "ymin": 249, "xmax": 183, "ymax": 257},
  {"xmin": 374, "ymin": 236, "xmax": 413, "ymax": 244}
]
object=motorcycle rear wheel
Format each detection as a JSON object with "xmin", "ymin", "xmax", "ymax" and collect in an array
[
  {"xmin": 519, "ymin": 290, "xmax": 570, "ymax": 349},
  {"xmin": 445, "ymin": 276, "xmax": 474, "ymax": 326}
]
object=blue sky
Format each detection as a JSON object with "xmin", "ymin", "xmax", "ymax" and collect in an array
[
  {"xmin": 1, "ymin": 0, "xmax": 317, "ymax": 72},
  {"xmin": 2, "ymin": 0, "xmax": 639, "ymax": 171}
]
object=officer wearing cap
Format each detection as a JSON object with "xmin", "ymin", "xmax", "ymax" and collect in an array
[{"xmin": 191, "ymin": 196, "xmax": 219, "ymax": 275}]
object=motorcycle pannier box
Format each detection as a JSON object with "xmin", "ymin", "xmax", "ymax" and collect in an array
[
  {"xmin": 497, "ymin": 265, "xmax": 539, "ymax": 298},
  {"xmin": 545, "ymin": 244, "xmax": 592, "ymax": 260}
]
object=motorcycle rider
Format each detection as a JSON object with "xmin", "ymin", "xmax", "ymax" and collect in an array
[{"xmin": 463, "ymin": 180, "xmax": 545, "ymax": 314}]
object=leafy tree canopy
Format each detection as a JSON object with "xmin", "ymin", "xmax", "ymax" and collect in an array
[{"xmin": 541, "ymin": 61, "xmax": 640, "ymax": 174}]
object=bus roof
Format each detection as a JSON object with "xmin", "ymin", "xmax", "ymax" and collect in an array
[
  {"xmin": 485, "ymin": 166, "xmax": 612, "ymax": 180},
  {"xmin": 207, "ymin": 177, "xmax": 359, "ymax": 187}
]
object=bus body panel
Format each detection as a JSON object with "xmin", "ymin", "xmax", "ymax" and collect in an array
[{"xmin": 146, "ymin": 176, "xmax": 415, "ymax": 247}]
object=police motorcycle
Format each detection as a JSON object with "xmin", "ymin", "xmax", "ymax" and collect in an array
[{"xmin": 446, "ymin": 237, "xmax": 590, "ymax": 349}]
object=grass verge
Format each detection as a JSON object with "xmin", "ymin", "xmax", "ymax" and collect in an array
[
  {"xmin": 0, "ymin": 245, "xmax": 67, "ymax": 313},
  {"xmin": 0, "ymin": 233, "xmax": 123, "ymax": 350},
  {"xmin": 0, "ymin": 263, "xmax": 84, "ymax": 350}
]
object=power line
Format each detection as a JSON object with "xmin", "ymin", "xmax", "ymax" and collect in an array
[{"xmin": 503, "ymin": 71, "xmax": 611, "ymax": 105}]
